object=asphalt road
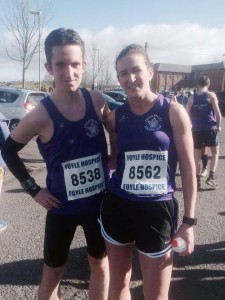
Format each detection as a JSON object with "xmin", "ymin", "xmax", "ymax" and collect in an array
[{"xmin": 0, "ymin": 119, "xmax": 225, "ymax": 300}]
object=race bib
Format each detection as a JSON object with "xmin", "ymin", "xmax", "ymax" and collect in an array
[
  {"xmin": 62, "ymin": 153, "xmax": 105, "ymax": 200},
  {"xmin": 121, "ymin": 150, "xmax": 168, "ymax": 195}
]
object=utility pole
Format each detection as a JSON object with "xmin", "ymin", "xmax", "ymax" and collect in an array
[{"xmin": 144, "ymin": 42, "xmax": 148, "ymax": 52}]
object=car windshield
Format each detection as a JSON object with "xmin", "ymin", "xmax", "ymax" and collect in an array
[{"xmin": 26, "ymin": 93, "xmax": 46, "ymax": 106}]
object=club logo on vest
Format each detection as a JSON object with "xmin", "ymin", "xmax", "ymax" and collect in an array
[
  {"xmin": 85, "ymin": 119, "xmax": 99, "ymax": 137},
  {"xmin": 145, "ymin": 114, "xmax": 162, "ymax": 131}
]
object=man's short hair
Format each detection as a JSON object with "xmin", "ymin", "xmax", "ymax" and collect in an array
[
  {"xmin": 197, "ymin": 76, "xmax": 210, "ymax": 87},
  {"xmin": 44, "ymin": 28, "xmax": 85, "ymax": 64}
]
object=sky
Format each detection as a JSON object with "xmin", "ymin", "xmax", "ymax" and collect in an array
[{"xmin": 0, "ymin": 0, "xmax": 225, "ymax": 82}]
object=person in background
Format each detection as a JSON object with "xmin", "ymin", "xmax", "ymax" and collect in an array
[
  {"xmin": 200, "ymin": 146, "xmax": 208, "ymax": 177},
  {"xmin": 0, "ymin": 113, "xmax": 10, "ymax": 231},
  {"xmin": 171, "ymin": 91, "xmax": 178, "ymax": 102},
  {"xmin": 2, "ymin": 28, "xmax": 110, "ymax": 300},
  {"xmin": 186, "ymin": 76, "xmax": 222, "ymax": 190},
  {"xmin": 177, "ymin": 89, "xmax": 188, "ymax": 108},
  {"xmin": 100, "ymin": 44, "xmax": 197, "ymax": 299}
]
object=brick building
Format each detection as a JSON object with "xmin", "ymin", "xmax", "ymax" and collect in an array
[{"xmin": 151, "ymin": 61, "xmax": 225, "ymax": 93}]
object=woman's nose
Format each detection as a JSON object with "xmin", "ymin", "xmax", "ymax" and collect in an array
[{"xmin": 127, "ymin": 73, "xmax": 136, "ymax": 82}]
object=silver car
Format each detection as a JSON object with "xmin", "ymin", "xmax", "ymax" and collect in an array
[{"xmin": 0, "ymin": 87, "xmax": 47, "ymax": 131}]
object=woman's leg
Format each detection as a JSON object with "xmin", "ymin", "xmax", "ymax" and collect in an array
[
  {"xmin": 139, "ymin": 251, "xmax": 173, "ymax": 300},
  {"xmin": 106, "ymin": 241, "xmax": 133, "ymax": 300}
]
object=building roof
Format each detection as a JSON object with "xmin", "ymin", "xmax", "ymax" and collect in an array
[
  {"xmin": 154, "ymin": 63, "xmax": 191, "ymax": 73},
  {"xmin": 154, "ymin": 61, "xmax": 225, "ymax": 73},
  {"xmin": 191, "ymin": 61, "xmax": 225, "ymax": 71}
]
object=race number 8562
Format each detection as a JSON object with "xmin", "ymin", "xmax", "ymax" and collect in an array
[{"xmin": 129, "ymin": 165, "xmax": 161, "ymax": 180}]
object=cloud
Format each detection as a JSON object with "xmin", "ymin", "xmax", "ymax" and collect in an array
[{"xmin": 1, "ymin": 22, "xmax": 225, "ymax": 82}]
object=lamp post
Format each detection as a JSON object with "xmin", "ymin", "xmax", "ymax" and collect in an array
[
  {"xmin": 93, "ymin": 48, "xmax": 99, "ymax": 90},
  {"xmin": 29, "ymin": 10, "xmax": 41, "ymax": 91}
]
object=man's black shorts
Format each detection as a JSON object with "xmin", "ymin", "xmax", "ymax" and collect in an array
[
  {"xmin": 44, "ymin": 212, "xmax": 106, "ymax": 268},
  {"xmin": 192, "ymin": 129, "xmax": 218, "ymax": 149},
  {"xmin": 100, "ymin": 191, "xmax": 178, "ymax": 258}
]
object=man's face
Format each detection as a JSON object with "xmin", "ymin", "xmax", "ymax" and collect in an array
[{"xmin": 45, "ymin": 44, "xmax": 86, "ymax": 92}]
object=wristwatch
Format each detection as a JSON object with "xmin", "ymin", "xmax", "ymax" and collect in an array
[
  {"xmin": 21, "ymin": 177, "xmax": 41, "ymax": 198},
  {"xmin": 183, "ymin": 216, "xmax": 197, "ymax": 226},
  {"xmin": 21, "ymin": 177, "xmax": 36, "ymax": 190}
]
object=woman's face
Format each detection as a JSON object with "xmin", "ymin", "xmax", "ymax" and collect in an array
[{"xmin": 116, "ymin": 53, "xmax": 153, "ymax": 98}]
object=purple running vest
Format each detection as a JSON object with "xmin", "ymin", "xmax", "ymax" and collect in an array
[
  {"xmin": 108, "ymin": 95, "xmax": 178, "ymax": 202},
  {"xmin": 190, "ymin": 92, "xmax": 217, "ymax": 131},
  {"xmin": 37, "ymin": 88, "xmax": 109, "ymax": 215}
]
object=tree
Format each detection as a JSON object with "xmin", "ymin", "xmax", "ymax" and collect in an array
[
  {"xmin": 0, "ymin": 0, "xmax": 53, "ymax": 88},
  {"xmin": 87, "ymin": 45, "xmax": 117, "ymax": 90}
]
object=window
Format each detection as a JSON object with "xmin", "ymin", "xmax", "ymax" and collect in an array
[{"xmin": 0, "ymin": 91, "xmax": 19, "ymax": 103}]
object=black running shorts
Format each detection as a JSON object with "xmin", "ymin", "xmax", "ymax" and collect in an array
[
  {"xmin": 192, "ymin": 129, "xmax": 218, "ymax": 149},
  {"xmin": 44, "ymin": 212, "xmax": 106, "ymax": 268},
  {"xmin": 100, "ymin": 191, "xmax": 177, "ymax": 258}
]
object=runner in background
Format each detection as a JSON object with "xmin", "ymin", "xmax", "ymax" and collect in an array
[{"xmin": 0, "ymin": 113, "xmax": 9, "ymax": 231}]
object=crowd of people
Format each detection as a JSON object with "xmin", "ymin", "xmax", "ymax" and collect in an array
[{"xmin": 0, "ymin": 27, "xmax": 222, "ymax": 300}]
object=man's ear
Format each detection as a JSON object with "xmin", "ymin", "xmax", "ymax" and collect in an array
[
  {"xmin": 83, "ymin": 59, "xmax": 87, "ymax": 73},
  {"xmin": 45, "ymin": 62, "xmax": 53, "ymax": 75}
]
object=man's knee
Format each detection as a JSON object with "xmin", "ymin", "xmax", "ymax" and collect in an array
[
  {"xmin": 88, "ymin": 255, "xmax": 109, "ymax": 276},
  {"xmin": 41, "ymin": 264, "xmax": 64, "ymax": 286}
]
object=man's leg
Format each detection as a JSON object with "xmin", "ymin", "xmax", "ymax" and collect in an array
[
  {"xmin": 200, "ymin": 147, "xmax": 208, "ymax": 177},
  {"xmin": 82, "ymin": 212, "xmax": 109, "ymax": 300},
  {"xmin": 194, "ymin": 149, "xmax": 202, "ymax": 189},
  {"xmin": 206, "ymin": 145, "xmax": 219, "ymax": 188},
  {"xmin": 39, "ymin": 213, "xmax": 76, "ymax": 300},
  {"xmin": 38, "ymin": 264, "xmax": 64, "ymax": 300},
  {"xmin": 209, "ymin": 146, "xmax": 219, "ymax": 173},
  {"xmin": 88, "ymin": 255, "xmax": 109, "ymax": 300}
]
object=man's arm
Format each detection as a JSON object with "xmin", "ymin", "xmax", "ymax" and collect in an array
[
  {"xmin": 186, "ymin": 94, "xmax": 193, "ymax": 116},
  {"xmin": 2, "ymin": 105, "xmax": 60, "ymax": 209},
  {"xmin": 106, "ymin": 110, "xmax": 117, "ymax": 170},
  {"xmin": 208, "ymin": 92, "xmax": 222, "ymax": 131},
  {"xmin": 2, "ymin": 106, "xmax": 43, "ymax": 186}
]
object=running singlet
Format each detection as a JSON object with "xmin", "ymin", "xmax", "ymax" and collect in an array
[
  {"xmin": 108, "ymin": 95, "xmax": 177, "ymax": 202},
  {"xmin": 37, "ymin": 88, "xmax": 109, "ymax": 215},
  {"xmin": 190, "ymin": 92, "xmax": 217, "ymax": 131}
]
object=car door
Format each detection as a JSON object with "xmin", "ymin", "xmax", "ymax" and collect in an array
[{"xmin": 0, "ymin": 90, "xmax": 19, "ymax": 119}]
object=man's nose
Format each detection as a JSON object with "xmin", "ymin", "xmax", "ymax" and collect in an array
[{"xmin": 65, "ymin": 65, "xmax": 74, "ymax": 78}]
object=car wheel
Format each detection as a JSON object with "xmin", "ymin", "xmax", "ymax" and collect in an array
[{"xmin": 9, "ymin": 119, "xmax": 20, "ymax": 132}]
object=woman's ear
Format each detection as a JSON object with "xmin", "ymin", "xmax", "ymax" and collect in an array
[{"xmin": 148, "ymin": 67, "xmax": 154, "ymax": 81}]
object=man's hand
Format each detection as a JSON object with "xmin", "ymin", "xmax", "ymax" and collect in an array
[{"xmin": 33, "ymin": 188, "xmax": 61, "ymax": 210}]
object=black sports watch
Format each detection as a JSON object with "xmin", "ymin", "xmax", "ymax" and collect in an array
[
  {"xmin": 21, "ymin": 177, "xmax": 36, "ymax": 190},
  {"xmin": 21, "ymin": 177, "xmax": 41, "ymax": 198},
  {"xmin": 183, "ymin": 216, "xmax": 197, "ymax": 226}
]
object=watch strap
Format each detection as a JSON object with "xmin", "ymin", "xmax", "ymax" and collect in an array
[{"xmin": 183, "ymin": 216, "xmax": 197, "ymax": 226}]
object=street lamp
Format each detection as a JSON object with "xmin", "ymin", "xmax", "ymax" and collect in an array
[
  {"xmin": 29, "ymin": 10, "xmax": 41, "ymax": 91},
  {"xmin": 93, "ymin": 48, "xmax": 100, "ymax": 90}
]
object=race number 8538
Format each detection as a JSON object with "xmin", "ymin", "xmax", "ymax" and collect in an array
[{"xmin": 71, "ymin": 168, "xmax": 101, "ymax": 186}]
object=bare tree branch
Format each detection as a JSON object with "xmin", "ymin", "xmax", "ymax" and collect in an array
[{"xmin": 0, "ymin": 0, "xmax": 54, "ymax": 88}]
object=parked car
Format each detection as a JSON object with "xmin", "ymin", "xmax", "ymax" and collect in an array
[
  {"xmin": 101, "ymin": 93, "xmax": 123, "ymax": 110},
  {"xmin": 0, "ymin": 87, "xmax": 47, "ymax": 131},
  {"xmin": 103, "ymin": 91, "xmax": 127, "ymax": 103},
  {"xmin": 216, "ymin": 92, "xmax": 225, "ymax": 116}
]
